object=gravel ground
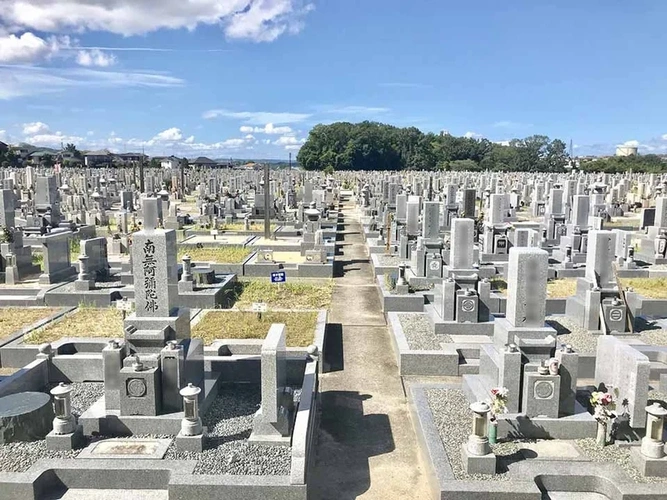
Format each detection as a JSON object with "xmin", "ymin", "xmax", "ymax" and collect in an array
[
  {"xmin": 426, "ymin": 388, "xmax": 517, "ymax": 481},
  {"xmin": 165, "ymin": 384, "xmax": 292, "ymax": 475},
  {"xmin": 377, "ymin": 255, "xmax": 401, "ymax": 267},
  {"xmin": 398, "ymin": 313, "xmax": 451, "ymax": 350},
  {"xmin": 0, "ymin": 440, "xmax": 81, "ymax": 472},
  {"xmin": 428, "ymin": 388, "xmax": 667, "ymax": 484},
  {"xmin": 0, "ymin": 383, "xmax": 290, "ymax": 476},
  {"xmin": 548, "ymin": 315, "xmax": 667, "ymax": 355},
  {"xmin": 575, "ymin": 438, "xmax": 667, "ymax": 483},
  {"xmin": 0, "ymin": 382, "xmax": 103, "ymax": 473}
]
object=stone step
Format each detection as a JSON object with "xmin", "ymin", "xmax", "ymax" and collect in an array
[
  {"xmin": 54, "ymin": 489, "xmax": 168, "ymax": 500},
  {"xmin": 458, "ymin": 357, "xmax": 479, "ymax": 375},
  {"xmin": 649, "ymin": 361, "xmax": 667, "ymax": 379},
  {"xmin": 462, "ymin": 373, "xmax": 493, "ymax": 405},
  {"xmin": 0, "ymin": 288, "xmax": 41, "ymax": 296}
]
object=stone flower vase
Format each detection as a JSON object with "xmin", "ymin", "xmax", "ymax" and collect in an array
[
  {"xmin": 596, "ymin": 420, "xmax": 608, "ymax": 447},
  {"xmin": 488, "ymin": 422, "xmax": 498, "ymax": 445}
]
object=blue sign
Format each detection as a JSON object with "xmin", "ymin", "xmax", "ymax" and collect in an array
[{"xmin": 270, "ymin": 271, "xmax": 286, "ymax": 283}]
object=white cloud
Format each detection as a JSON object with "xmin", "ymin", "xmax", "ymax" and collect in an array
[
  {"xmin": 22, "ymin": 121, "xmax": 49, "ymax": 135},
  {"xmin": 239, "ymin": 123, "xmax": 293, "ymax": 134},
  {"xmin": 244, "ymin": 134, "xmax": 256, "ymax": 140},
  {"xmin": 0, "ymin": 130, "xmax": 6, "ymax": 141},
  {"xmin": 285, "ymin": 144, "xmax": 302, "ymax": 150},
  {"xmin": 75, "ymin": 48, "xmax": 116, "ymax": 67},
  {"xmin": 325, "ymin": 105, "xmax": 390, "ymax": 115},
  {"xmin": 203, "ymin": 109, "xmax": 311, "ymax": 124},
  {"xmin": 0, "ymin": 65, "xmax": 184, "ymax": 99},
  {"xmin": 662, "ymin": 134, "xmax": 667, "ymax": 141},
  {"xmin": 86, "ymin": 130, "xmax": 94, "ymax": 136},
  {"xmin": 25, "ymin": 131, "xmax": 84, "ymax": 147},
  {"xmin": 184, "ymin": 135, "xmax": 195, "ymax": 144},
  {"xmin": 273, "ymin": 135, "xmax": 306, "ymax": 148},
  {"xmin": 154, "ymin": 127, "xmax": 183, "ymax": 142},
  {"xmin": 463, "ymin": 131, "xmax": 483, "ymax": 139},
  {"xmin": 0, "ymin": 0, "xmax": 313, "ymax": 43},
  {"xmin": 0, "ymin": 32, "xmax": 53, "ymax": 63},
  {"xmin": 492, "ymin": 120, "xmax": 533, "ymax": 129}
]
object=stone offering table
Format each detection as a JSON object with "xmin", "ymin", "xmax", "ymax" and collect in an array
[{"xmin": 0, "ymin": 392, "xmax": 54, "ymax": 443}]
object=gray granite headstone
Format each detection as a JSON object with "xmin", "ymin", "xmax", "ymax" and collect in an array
[
  {"xmin": 594, "ymin": 336, "xmax": 649, "ymax": 428},
  {"xmin": 585, "ymin": 230, "xmax": 616, "ymax": 288},
  {"xmin": 450, "ymin": 218, "xmax": 474, "ymax": 269},
  {"xmin": 506, "ymin": 247, "xmax": 548, "ymax": 328}
]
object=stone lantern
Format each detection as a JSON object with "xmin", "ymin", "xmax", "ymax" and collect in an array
[
  {"xmin": 641, "ymin": 403, "xmax": 667, "ymax": 459},
  {"xmin": 46, "ymin": 382, "xmax": 84, "ymax": 450},
  {"xmin": 50, "ymin": 383, "xmax": 75, "ymax": 435},
  {"xmin": 467, "ymin": 401, "xmax": 491, "ymax": 456},
  {"xmin": 179, "ymin": 383, "xmax": 203, "ymax": 437}
]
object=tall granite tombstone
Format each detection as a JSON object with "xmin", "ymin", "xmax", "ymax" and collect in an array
[
  {"xmin": 124, "ymin": 197, "xmax": 190, "ymax": 351},
  {"xmin": 249, "ymin": 324, "xmax": 294, "ymax": 446},
  {"xmin": 595, "ymin": 336, "xmax": 650, "ymax": 428}
]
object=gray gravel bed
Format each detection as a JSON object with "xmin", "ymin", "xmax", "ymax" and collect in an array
[
  {"xmin": 576, "ymin": 438, "xmax": 667, "ymax": 483},
  {"xmin": 377, "ymin": 255, "xmax": 400, "ymax": 267},
  {"xmin": 0, "ymin": 440, "xmax": 81, "ymax": 472},
  {"xmin": 165, "ymin": 384, "xmax": 291, "ymax": 475},
  {"xmin": 548, "ymin": 316, "xmax": 667, "ymax": 355},
  {"xmin": 0, "ymin": 383, "xmax": 105, "ymax": 473},
  {"xmin": 47, "ymin": 382, "xmax": 105, "ymax": 418},
  {"xmin": 398, "ymin": 313, "xmax": 450, "ymax": 350},
  {"xmin": 426, "ymin": 388, "xmax": 514, "ymax": 481}
]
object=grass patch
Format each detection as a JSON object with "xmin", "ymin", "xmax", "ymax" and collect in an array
[
  {"xmin": 219, "ymin": 222, "xmax": 277, "ymax": 232},
  {"xmin": 232, "ymin": 279, "xmax": 333, "ymax": 310},
  {"xmin": 491, "ymin": 278, "xmax": 576, "ymax": 297},
  {"xmin": 192, "ymin": 310, "xmax": 318, "ymax": 347},
  {"xmin": 178, "ymin": 246, "xmax": 252, "ymax": 264},
  {"xmin": 547, "ymin": 279, "xmax": 577, "ymax": 298},
  {"xmin": 491, "ymin": 278, "xmax": 507, "ymax": 294},
  {"xmin": 0, "ymin": 307, "xmax": 60, "ymax": 339},
  {"xmin": 605, "ymin": 218, "xmax": 640, "ymax": 229},
  {"xmin": 623, "ymin": 278, "xmax": 667, "ymax": 299},
  {"xmin": 31, "ymin": 253, "xmax": 43, "ymax": 270},
  {"xmin": 24, "ymin": 307, "xmax": 124, "ymax": 344}
]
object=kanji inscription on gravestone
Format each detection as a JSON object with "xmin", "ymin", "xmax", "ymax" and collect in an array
[{"xmin": 142, "ymin": 239, "xmax": 159, "ymax": 313}]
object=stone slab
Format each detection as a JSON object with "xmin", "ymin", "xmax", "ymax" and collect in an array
[{"xmin": 77, "ymin": 438, "xmax": 172, "ymax": 460}]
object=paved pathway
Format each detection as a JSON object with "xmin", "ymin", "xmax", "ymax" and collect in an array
[{"xmin": 309, "ymin": 197, "xmax": 431, "ymax": 500}]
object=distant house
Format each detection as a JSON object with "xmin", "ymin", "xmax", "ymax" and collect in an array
[
  {"xmin": 189, "ymin": 156, "xmax": 217, "ymax": 168},
  {"xmin": 116, "ymin": 152, "xmax": 147, "ymax": 164},
  {"xmin": 84, "ymin": 149, "xmax": 113, "ymax": 167},
  {"xmin": 0, "ymin": 141, "xmax": 8, "ymax": 154},
  {"xmin": 161, "ymin": 156, "xmax": 182, "ymax": 169}
]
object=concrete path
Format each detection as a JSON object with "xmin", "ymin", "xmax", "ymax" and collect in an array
[{"xmin": 309, "ymin": 198, "xmax": 431, "ymax": 500}]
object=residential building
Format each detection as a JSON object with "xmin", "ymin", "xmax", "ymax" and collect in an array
[
  {"xmin": 160, "ymin": 156, "xmax": 182, "ymax": 169},
  {"xmin": 84, "ymin": 149, "xmax": 113, "ymax": 167}
]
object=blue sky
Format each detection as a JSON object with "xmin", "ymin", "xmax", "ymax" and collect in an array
[{"xmin": 0, "ymin": 0, "xmax": 666, "ymax": 159}]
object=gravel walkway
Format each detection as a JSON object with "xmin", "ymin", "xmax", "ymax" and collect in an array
[
  {"xmin": 398, "ymin": 313, "xmax": 451, "ymax": 350},
  {"xmin": 165, "ymin": 384, "xmax": 292, "ymax": 475}
]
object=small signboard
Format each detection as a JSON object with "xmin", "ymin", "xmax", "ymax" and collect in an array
[
  {"xmin": 252, "ymin": 302, "xmax": 268, "ymax": 313},
  {"xmin": 116, "ymin": 298, "xmax": 134, "ymax": 312},
  {"xmin": 210, "ymin": 230, "xmax": 219, "ymax": 236},
  {"xmin": 270, "ymin": 271, "xmax": 286, "ymax": 283}
]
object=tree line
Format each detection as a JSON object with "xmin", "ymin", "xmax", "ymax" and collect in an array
[
  {"xmin": 578, "ymin": 154, "xmax": 667, "ymax": 174},
  {"xmin": 297, "ymin": 121, "xmax": 570, "ymax": 172}
]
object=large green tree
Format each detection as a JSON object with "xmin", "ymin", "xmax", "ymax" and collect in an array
[{"xmin": 297, "ymin": 122, "xmax": 572, "ymax": 172}]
